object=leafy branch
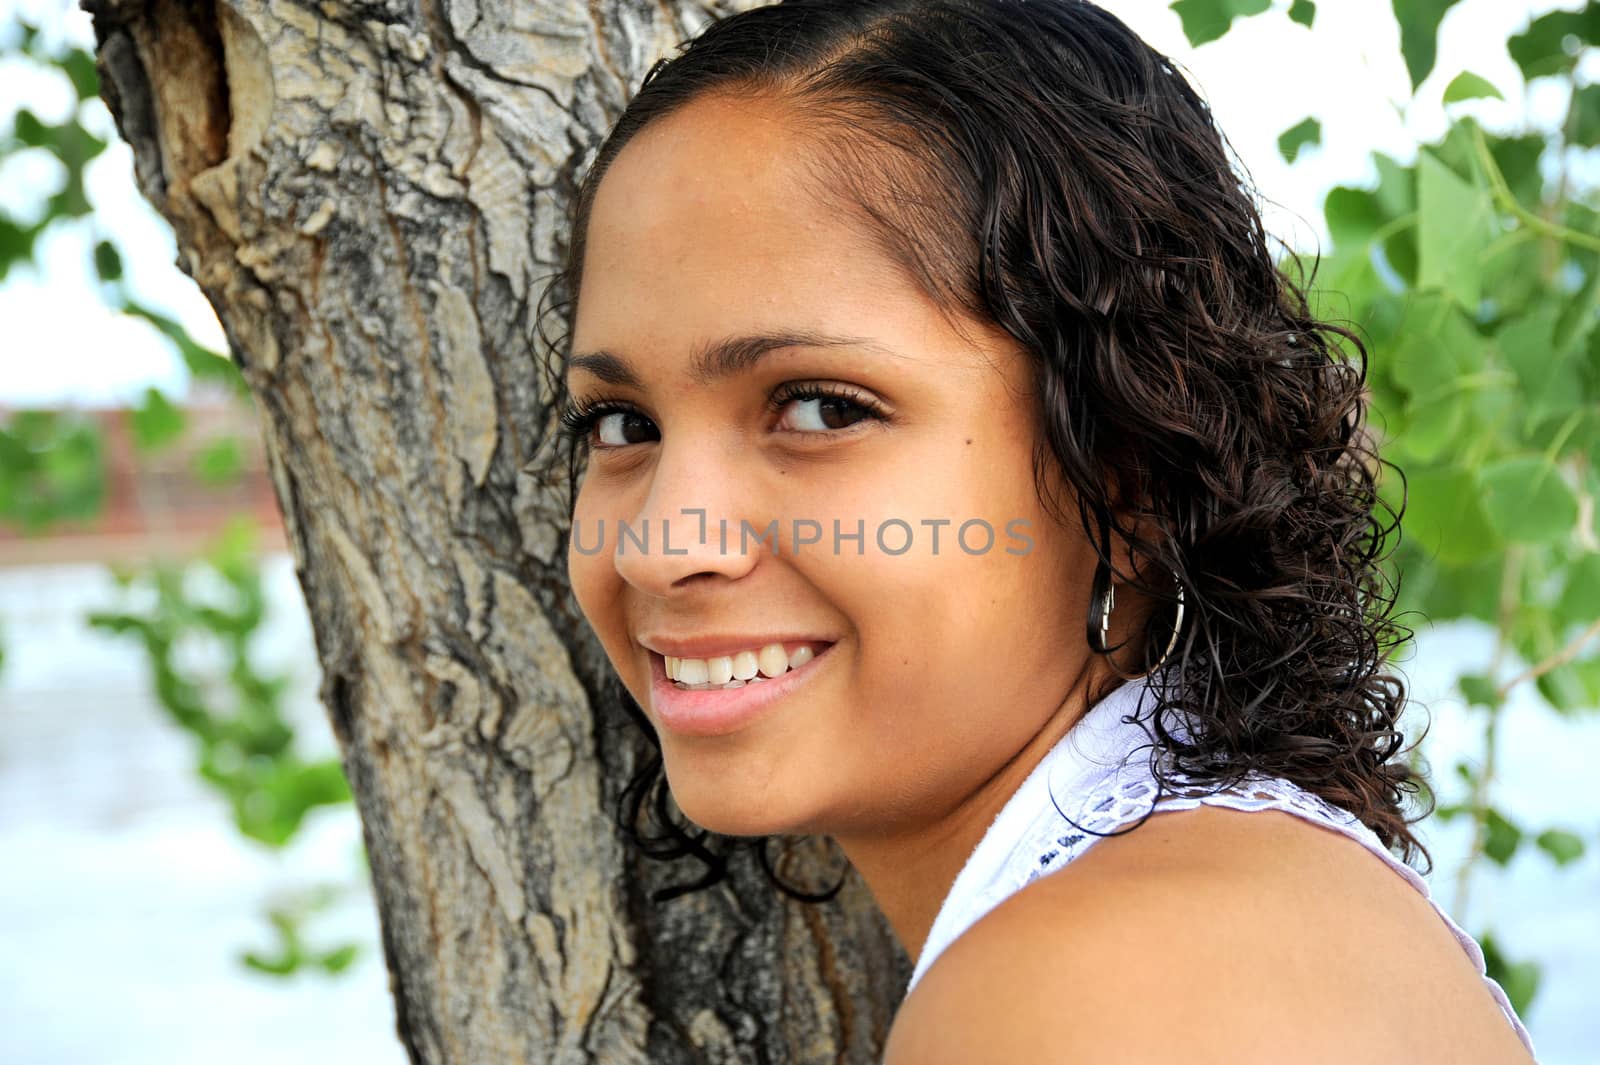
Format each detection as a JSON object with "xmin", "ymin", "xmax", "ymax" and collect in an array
[
  {"xmin": 1498, "ymin": 614, "xmax": 1600, "ymax": 702},
  {"xmin": 1470, "ymin": 121, "xmax": 1600, "ymax": 254}
]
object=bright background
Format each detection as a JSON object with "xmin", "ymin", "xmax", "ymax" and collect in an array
[{"xmin": 1, "ymin": 1, "xmax": 1596, "ymax": 1062}]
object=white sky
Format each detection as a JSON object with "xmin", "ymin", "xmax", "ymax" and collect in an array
[{"xmin": 0, "ymin": 0, "xmax": 1592, "ymax": 407}]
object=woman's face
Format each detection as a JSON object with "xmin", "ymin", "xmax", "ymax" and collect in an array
[{"xmin": 566, "ymin": 93, "xmax": 1108, "ymax": 841}]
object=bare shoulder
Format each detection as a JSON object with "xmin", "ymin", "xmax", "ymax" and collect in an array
[{"xmin": 884, "ymin": 805, "xmax": 1534, "ymax": 1065}]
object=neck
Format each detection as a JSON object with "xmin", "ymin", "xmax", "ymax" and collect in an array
[{"xmin": 832, "ymin": 658, "xmax": 1117, "ymax": 966}]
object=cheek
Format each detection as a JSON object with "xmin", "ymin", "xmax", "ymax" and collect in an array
[{"xmin": 566, "ymin": 484, "xmax": 624, "ymax": 640}]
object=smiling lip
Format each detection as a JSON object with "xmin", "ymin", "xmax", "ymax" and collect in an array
[{"xmin": 647, "ymin": 642, "xmax": 838, "ymax": 738}]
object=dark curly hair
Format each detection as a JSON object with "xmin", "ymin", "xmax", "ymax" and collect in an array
[{"xmin": 531, "ymin": 0, "xmax": 1433, "ymax": 904}]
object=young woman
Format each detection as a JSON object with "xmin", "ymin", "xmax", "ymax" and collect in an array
[{"xmin": 534, "ymin": 1, "xmax": 1540, "ymax": 1060}]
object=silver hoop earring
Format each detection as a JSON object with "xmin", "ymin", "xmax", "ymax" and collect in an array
[{"xmin": 1086, "ymin": 559, "xmax": 1186, "ymax": 678}]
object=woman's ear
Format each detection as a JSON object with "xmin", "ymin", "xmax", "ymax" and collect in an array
[
  {"xmin": 1096, "ymin": 477, "xmax": 1178, "ymax": 670},
  {"xmin": 1099, "ymin": 471, "xmax": 1163, "ymax": 585}
]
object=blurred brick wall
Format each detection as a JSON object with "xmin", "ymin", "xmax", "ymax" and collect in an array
[{"xmin": 0, "ymin": 401, "xmax": 286, "ymax": 566}]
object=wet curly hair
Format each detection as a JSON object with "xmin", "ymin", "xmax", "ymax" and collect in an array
[{"xmin": 531, "ymin": 0, "xmax": 1433, "ymax": 903}]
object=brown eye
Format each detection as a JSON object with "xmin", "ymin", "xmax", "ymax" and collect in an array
[
  {"xmin": 771, "ymin": 383, "xmax": 887, "ymax": 435},
  {"xmin": 559, "ymin": 399, "xmax": 659, "ymax": 450},
  {"xmin": 593, "ymin": 410, "xmax": 659, "ymax": 447}
]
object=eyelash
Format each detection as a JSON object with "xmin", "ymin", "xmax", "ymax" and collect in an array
[{"xmin": 557, "ymin": 382, "xmax": 889, "ymax": 449}]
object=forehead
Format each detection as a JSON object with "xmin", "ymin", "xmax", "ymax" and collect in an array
[{"xmin": 573, "ymin": 94, "xmax": 929, "ymax": 355}]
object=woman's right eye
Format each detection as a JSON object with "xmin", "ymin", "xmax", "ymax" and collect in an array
[
  {"xmin": 591, "ymin": 409, "xmax": 659, "ymax": 448},
  {"xmin": 558, "ymin": 399, "xmax": 660, "ymax": 450}
]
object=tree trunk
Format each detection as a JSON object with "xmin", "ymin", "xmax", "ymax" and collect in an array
[{"xmin": 81, "ymin": 1, "xmax": 912, "ymax": 1060}]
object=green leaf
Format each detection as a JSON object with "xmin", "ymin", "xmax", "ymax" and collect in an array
[
  {"xmin": 1536, "ymin": 653, "xmax": 1600, "ymax": 713},
  {"xmin": 1483, "ymin": 807, "xmax": 1523, "ymax": 865},
  {"xmin": 1384, "ymin": 293, "xmax": 1502, "ymax": 462},
  {"xmin": 1372, "ymin": 155, "xmax": 1421, "ymax": 283},
  {"xmin": 1508, "ymin": 5, "xmax": 1600, "ymax": 82},
  {"xmin": 1277, "ymin": 116, "xmax": 1321, "ymax": 164},
  {"xmin": 1534, "ymin": 828, "xmax": 1585, "ymax": 866},
  {"xmin": 0, "ymin": 215, "xmax": 43, "ymax": 281},
  {"xmin": 0, "ymin": 410, "xmax": 107, "ymax": 532},
  {"xmin": 1496, "ymin": 307, "xmax": 1587, "ymax": 430},
  {"xmin": 1486, "ymin": 133, "xmax": 1549, "ymax": 216},
  {"xmin": 1288, "ymin": 0, "xmax": 1315, "ymax": 28},
  {"xmin": 12, "ymin": 108, "xmax": 49, "ymax": 147},
  {"xmin": 1417, "ymin": 149, "xmax": 1496, "ymax": 310},
  {"xmin": 1399, "ymin": 465, "xmax": 1502, "ymax": 566},
  {"xmin": 1398, "ymin": 395, "xmax": 1464, "ymax": 463},
  {"xmin": 1169, "ymin": 0, "xmax": 1271, "ymax": 47},
  {"xmin": 1479, "ymin": 931, "xmax": 1541, "ymax": 1016},
  {"xmin": 1587, "ymin": 327, "xmax": 1600, "ymax": 412},
  {"xmin": 208, "ymin": 514, "xmax": 261, "ymax": 572},
  {"xmin": 1556, "ymin": 553, "xmax": 1600, "ymax": 629},
  {"xmin": 1479, "ymin": 456, "xmax": 1580, "ymax": 546},
  {"xmin": 193, "ymin": 436, "xmax": 245, "ymax": 486},
  {"xmin": 1392, "ymin": 0, "xmax": 1465, "ymax": 91},
  {"xmin": 130, "ymin": 387, "xmax": 186, "ymax": 453},
  {"xmin": 1554, "ymin": 259, "xmax": 1600, "ymax": 353},
  {"xmin": 1458, "ymin": 672, "xmax": 1503, "ymax": 709},
  {"xmin": 1324, "ymin": 186, "xmax": 1386, "ymax": 256},
  {"xmin": 1443, "ymin": 71, "xmax": 1503, "ymax": 103},
  {"xmin": 1321, "ymin": 154, "xmax": 1420, "ymax": 283},
  {"xmin": 1401, "ymin": 552, "xmax": 1502, "ymax": 625},
  {"xmin": 1573, "ymin": 84, "xmax": 1600, "ymax": 148},
  {"xmin": 240, "ymin": 903, "xmax": 306, "ymax": 976},
  {"xmin": 241, "ymin": 950, "xmax": 299, "ymax": 976},
  {"xmin": 318, "ymin": 944, "xmax": 361, "ymax": 974},
  {"xmin": 93, "ymin": 239, "xmax": 122, "ymax": 282},
  {"xmin": 61, "ymin": 48, "xmax": 99, "ymax": 101},
  {"xmin": 1388, "ymin": 294, "xmax": 1487, "ymax": 399}
]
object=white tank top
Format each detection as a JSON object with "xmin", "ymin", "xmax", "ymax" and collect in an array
[{"xmin": 906, "ymin": 671, "xmax": 1538, "ymax": 1059}]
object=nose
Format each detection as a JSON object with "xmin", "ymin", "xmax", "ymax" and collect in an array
[{"xmin": 608, "ymin": 438, "xmax": 762, "ymax": 596}]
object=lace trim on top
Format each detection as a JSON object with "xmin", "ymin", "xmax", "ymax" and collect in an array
[{"xmin": 904, "ymin": 675, "xmax": 1537, "ymax": 1060}]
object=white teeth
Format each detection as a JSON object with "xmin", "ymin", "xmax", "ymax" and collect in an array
[
  {"xmin": 757, "ymin": 644, "xmax": 789, "ymax": 678},
  {"xmin": 665, "ymin": 641, "xmax": 827, "ymax": 688},
  {"xmin": 731, "ymin": 650, "xmax": 760, "ymax": 681}
]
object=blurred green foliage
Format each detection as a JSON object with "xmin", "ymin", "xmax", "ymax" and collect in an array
[
  {"xmin": 0, "ymin": 13, "xmax": 250, "ymax": 538},
  {"xmin": 1, "ymin": 15, "xmax": 360, "ymax": 980},
  {"xmin": 86, "ymin": 517, "xmax": 363, "ymax": 974},
  {"xmin": 1170, "ymin": 0, "xmax": 1271, "ymax": 46},
  {"xmin": 241, "ymin": 883, "xmax": 364, "ymax": 978},
  {"xmin": 87, "ymin": 519, "xmax": 353, "ymax": 849},
  {"xmin": 0, "ymin": 408, "xmax": 106, "ymax": 531},
  {"xmin": 92, "ymin": 521, "xmax": 365, "ymax": 974},
  {"xmin": 1178, "ymin": 0, "xmax": 1600, "ymax": 1021},
  {"xmin": 1277, "ymin": 115, "xmax": 1322, "ymax": 163},
  {"xmin": 0, "ymin": 22, "xmax": 103, "ymax": 274}
]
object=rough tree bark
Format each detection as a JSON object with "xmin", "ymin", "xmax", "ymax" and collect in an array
[{"xmin": 82, "ymin": 1, "xmax": 911, "ymax": 1061}]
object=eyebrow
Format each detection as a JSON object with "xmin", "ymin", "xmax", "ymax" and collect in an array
[{"xmin": 566, "ymin": 330, "xmax": 905, "ymax": 389}]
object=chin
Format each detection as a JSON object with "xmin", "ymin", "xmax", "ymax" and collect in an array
[
  {"xmin": 669, "ymin": 791, "xmax": 793, "ymax": 839},
  {"xmin": 662, "ymin": 769, "xmax": 815, "ymax": 840}
]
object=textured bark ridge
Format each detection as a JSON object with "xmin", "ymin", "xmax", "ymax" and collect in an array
[{"xmin": 82, "ymin": 1, "xmax": 911, "ymax": 1060}]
